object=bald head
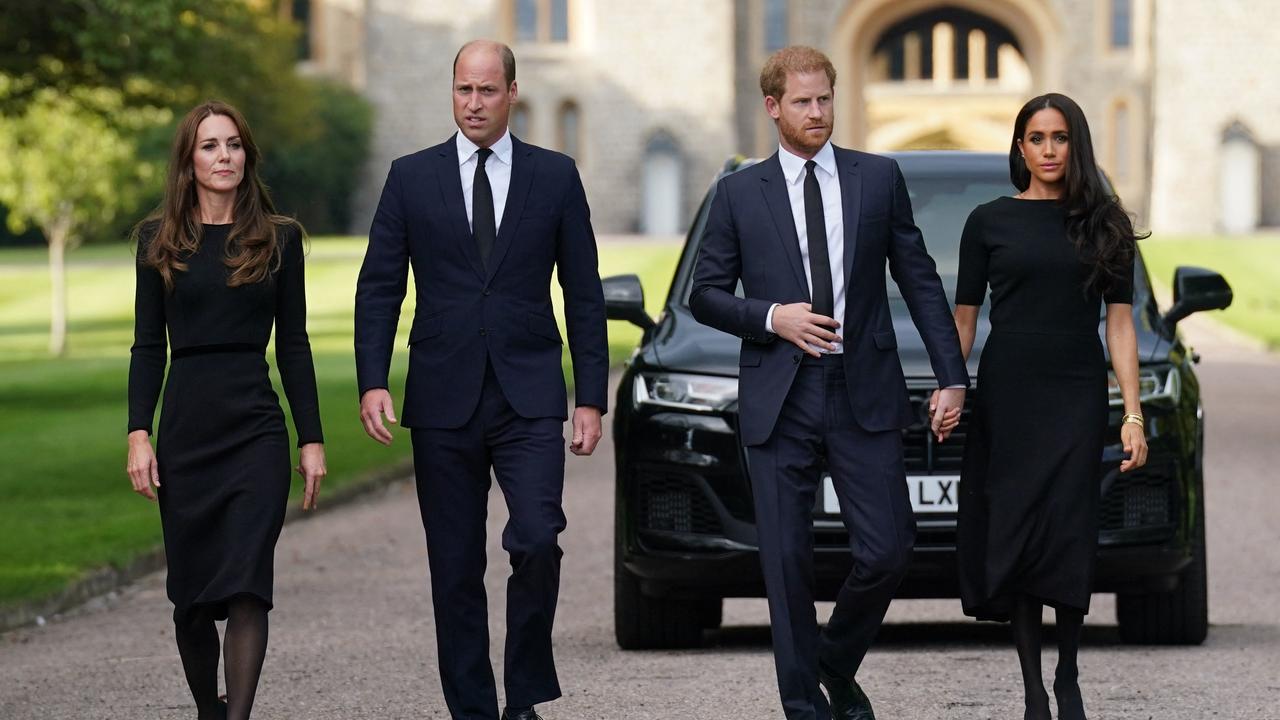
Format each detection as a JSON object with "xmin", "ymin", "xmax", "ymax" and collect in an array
[{"xmin": 453, "ymin": 40, "xmax": 516, "ymax": 87}]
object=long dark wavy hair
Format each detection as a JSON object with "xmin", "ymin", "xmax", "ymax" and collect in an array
[
  {"xmin": 133, "ymin": 101, "xmax": 299, "ymax": 290},
  {"xmin": 1009, "ymin": 93, "xmax": 1146, "ymax": 298}
]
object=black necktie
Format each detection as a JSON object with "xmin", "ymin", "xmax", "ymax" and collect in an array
[
  {"xmin": 472, "ymin": 147, "xmax": 496, "ymax": 267},
  {"xmin": 804, "ymin": 160, "xmax": 835, "ymax": 318}
]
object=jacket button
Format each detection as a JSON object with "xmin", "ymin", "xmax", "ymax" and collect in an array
[
  {"xmin": 483, "ymin": 290, "xmax": 491, "ymax": 296},
  {"xmin": 793, "ymin": 354, "xmax": 801, "ymax": 364},
  {"xmin": 479, "ymin": 328, "xmax": 487, "ymax": 336}
]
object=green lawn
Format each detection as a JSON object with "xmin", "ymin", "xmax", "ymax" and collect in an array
[
  {"xmin": 1140, "ymin": 234, "xmax": 1280, "ymax": 348},
  {"xmin": 0, "ymin": 238, "xmax": 681, "ymax": 607}
]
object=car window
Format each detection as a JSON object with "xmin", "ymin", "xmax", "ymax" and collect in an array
[{"xmin": 904, "ymin": 175, "xmax": 1014, "ymax": 277}]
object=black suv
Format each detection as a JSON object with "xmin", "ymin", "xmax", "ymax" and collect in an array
[{"xmin": 607, "ymin": 152, "xmax": 1232, "ymax": 649}]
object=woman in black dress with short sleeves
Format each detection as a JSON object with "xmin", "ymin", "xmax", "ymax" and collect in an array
[
  {"xmin": 126, "ymin": 101, "xmax": 326, "ymax": 720},
  {"xmin": 948, "ymin": 94, "xmax": 1148, "ymax": 720}
]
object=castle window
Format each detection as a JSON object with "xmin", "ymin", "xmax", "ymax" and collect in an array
[
  {"xmin": 1111, "ymin": 103, "xmax": 1130, "ymax": 181},
  {"xmin": 1110, "ymin": 0, "xmax": 1132, "ymax": 48},
  {"xmin": 511, "ymin": 103, "xmax": 531, "ymax": 140},
  {"xmin": 764, "ymin": 0, "xmax": 789, "ymax": 52},
  {"xmin": 558, "ymin": 101, "xmax": 581, "ymax": 159},
  {"xmin": 513, "ymin": 0, "xmax": 570, "ymax": 44}
]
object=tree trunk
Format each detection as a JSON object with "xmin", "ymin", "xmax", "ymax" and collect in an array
[{"xmin": 47, "ymin": 213, "xmax": 72, "ymax": 358}]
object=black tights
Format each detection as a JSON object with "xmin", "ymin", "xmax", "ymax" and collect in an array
[
  {"xmin": 1010, "ymin": 595, "xmax": 1086, "ymax": 720},
  {"xmin": 174, "ymin": 596, "xmax": 270, "ymax": 720}
]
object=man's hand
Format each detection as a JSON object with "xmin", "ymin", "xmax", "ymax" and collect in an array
[
  {"xmin": 360, "ymin": 388, "xmax": 398, "ymax": 446},
  {"xmin": 929, "ymin": 387, "xmax": 966, "ymax": 442},
  {"xmin": 771, "ymin": 302, "xmax": 841, "ymax": 357},
  {"xmin": 569, "ymin": 406, "xmax": 603, "ymax": 456}
]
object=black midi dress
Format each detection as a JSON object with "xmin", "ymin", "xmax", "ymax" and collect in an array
[
  {"xmin": 954, "ymin": 197, "xmax": 1132, "ymax": 621},
  {"xmin": 128, "ymin": 223, "xmax": 323, "ymax": 622}
]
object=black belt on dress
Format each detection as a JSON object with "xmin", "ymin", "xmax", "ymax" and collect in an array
[{"xmin": 171, "ymin": 343, "xmax": 266, "ymax": 359}]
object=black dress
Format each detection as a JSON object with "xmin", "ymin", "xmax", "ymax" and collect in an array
[
  {"xmin": 129, "ymin": 223, "xmax": 323, "ymax": 622},
  {"xmin": 954, "ymin": 197, "xmax": 1132, "ymax": 621}
]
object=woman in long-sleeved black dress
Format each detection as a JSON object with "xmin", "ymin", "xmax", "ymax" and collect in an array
[
  {"xmin": 944, "ymin": 94, "xmax": 1149, "ymax": 720},
  {"xmin": 126, "ymin": 101, "xmax": 325, "ymax": 720}
]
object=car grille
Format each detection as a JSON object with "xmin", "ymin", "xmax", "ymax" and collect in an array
[
  {"xmin": 1100, "ymin": 467, "xmax": 1175, "ymax": 532},
  {"xmin": 902, "ymin": 389, "xmax": 973, "ymax": 473},
  {"xmin": 635, "ymin": 466, "xmax": 724, "ymax": 535}
]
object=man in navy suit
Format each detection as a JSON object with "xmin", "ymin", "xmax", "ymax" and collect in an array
[
  {"xmin": 690, "ymin": 46, "xmax": 968, "ymax": 720},
  {"xmin": 354, "ymin": 40, "xmax": 607, "ymax": 720}
]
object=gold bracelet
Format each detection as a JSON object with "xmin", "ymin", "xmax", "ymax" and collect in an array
[{"xmin": 1122, "ymin": 414, "xmax": 1144, "ymax": 426}]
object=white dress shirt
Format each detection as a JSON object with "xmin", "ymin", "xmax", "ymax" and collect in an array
[
  {"xmin": 765, "ymin": 141, "xmax": 846, "ymax": 354},
  {"xmin": 456, "ymin": 129, "xmax": 513, "ymax": 231}
]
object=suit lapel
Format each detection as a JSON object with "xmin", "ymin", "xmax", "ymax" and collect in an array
[
  {"xmin": 486, "ymin": 136, "xmax": 534, "ymax": 282},
  {"xmin": 836, "ymin": 148, "xmax": 861, "ymax": 286},
  {"xmin": 759, "ymin": 154, "xmax": 810, "ymax": 299},
  {"xmin": 435, "ymin": 135, "xmax": 487, "ymax": 281}
]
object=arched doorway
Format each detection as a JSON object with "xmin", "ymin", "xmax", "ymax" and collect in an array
[
  {"xmin": 641, "ymin": 131, "xmax": 684, "ymax": 236},
  {"xmin": 833, "ymin": 0, "xmax": 1062, "ymax": 152}
]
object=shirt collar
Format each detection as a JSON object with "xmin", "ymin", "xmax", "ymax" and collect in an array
[
  {"xmin": 456, "ymin": 129, "xmax": 513, "ymax": 167},
  {"xmin": 777, "ymin": 141, "xmax": 836, "ymax": 185}
]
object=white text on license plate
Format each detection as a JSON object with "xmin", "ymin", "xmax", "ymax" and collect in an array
[{"xmin": 822, "ymin": 474, "xmax": 960, "ymax": 514}]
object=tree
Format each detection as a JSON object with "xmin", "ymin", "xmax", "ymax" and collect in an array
[{"xmin": 0, "ymin": 83, "xmax": 167, "ymax": 356}]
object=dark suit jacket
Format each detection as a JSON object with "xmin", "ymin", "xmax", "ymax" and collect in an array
[
  {"xmin": 355, "ymin": 134, "xmax": 608, "ymax": 429},
  {"xmin": 689, "ymin": 146, "xmax": 968, "ymax": 446}
]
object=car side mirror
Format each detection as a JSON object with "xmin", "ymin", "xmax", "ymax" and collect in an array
[
  {"xmin": 1160, "ymin": 266, "xmax": 1232, "ymax": 335},
  {"xmin": 603, "ymin": 274, "xmax": 655, "ymax": 330}
]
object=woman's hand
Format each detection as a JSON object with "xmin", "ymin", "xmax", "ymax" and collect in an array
[
  {"xmin": 126, "ymin": 430, "xmax": 160, "ymax": 501},
  {"xmin": 297, "ymin": 443, "xmax": 327, "ymax": 510},
  {"xmin": 1119, "ymin": 422, "xmax": 1148, "ymax": 472},
  {"xmin": 929, "ymin": 388, "xmax": 963, "ymax": 441}
]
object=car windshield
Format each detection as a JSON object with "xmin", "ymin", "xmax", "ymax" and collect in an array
[{"xmin": 674, "ymin": 157, "xmax": 1152, "ymax": 320}]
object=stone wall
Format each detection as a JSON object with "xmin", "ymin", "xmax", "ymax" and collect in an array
[{"xmin": 1149, "ymin": 0, "xmax": 1280, "ymax": 233}]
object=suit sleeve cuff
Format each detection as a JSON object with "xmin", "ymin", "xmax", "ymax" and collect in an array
[{"xmin": 765, "ymin": 303, "xmax": 780, "ymax": 334}]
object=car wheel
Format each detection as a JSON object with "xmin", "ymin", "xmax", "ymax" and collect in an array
[
  {"xmin": 1116, "ymin": 491, "xmax": 1209, "ymax": 645},
  {"xmin": 614, "ymin": 542, "xmax": 708, "ymax": 649}
]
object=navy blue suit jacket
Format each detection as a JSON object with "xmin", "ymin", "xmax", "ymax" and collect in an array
[
  {"xmin": 689, "ymin": 147, "xmax": 968, "ymax": 446},
  {"xmin": 355, "ymin": 134, "xmax": 608, "ymax": 429}
]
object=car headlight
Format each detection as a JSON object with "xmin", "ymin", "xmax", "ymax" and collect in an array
[
  {"xmin": 1108, "ymin": 364, "xmax": 1180, "ymax": 406},
  {"xmin": 634, "ymin": 373, "xmax": 738, "ymax": 413}
]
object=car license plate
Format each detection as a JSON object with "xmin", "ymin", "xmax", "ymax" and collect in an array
[{"xmin": 822, "ymin": 474, "xmax": 960, "ymax": 514}]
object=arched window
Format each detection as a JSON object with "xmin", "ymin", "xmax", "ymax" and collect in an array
[
  {"xmin": 1111, "ymin": 102, "xmax": 1131, "ymax": 182},
  {"xmin": 872, "ymin": 8, "xmax": 1022, "ymax": 83},
  {"xmin": 641, "ymin": 131, "xmax": 683, "ymax": 235},
  {"xmin": 1219, "ymin": 121, "xmax": 1261, "ymax": 234},
  {"xmin": 511, "ymin": 103, "xmax": 531, "ymax": 140},
  {"xmin": 557, "ymin": 101, "xmax": 581, "ymax": 160}
]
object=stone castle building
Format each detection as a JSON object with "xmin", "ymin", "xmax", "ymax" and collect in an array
[{"xmin": 293, "ymin": 0, "xmax": 1280, "ymax": 236}]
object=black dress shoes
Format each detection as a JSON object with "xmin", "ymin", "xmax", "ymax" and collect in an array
[
  {"xmin": 818, "ymin": 662, "xmax": 876, "ymax": 720},
  {"xmin": 501, "ymin": 706, "xmax": 544, "ymax": 720}
]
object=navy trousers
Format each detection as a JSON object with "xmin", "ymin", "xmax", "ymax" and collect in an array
[
  {"xmin": 411, "ymin": 362, "xmax": 566, "ymax": 720},
  {"xmin": 746, "ymin": 356, "xmax": 916, "ymax": 720}
]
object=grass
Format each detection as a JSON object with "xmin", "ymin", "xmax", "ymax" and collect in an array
[
  {"xmin": 0, "ymin": 237, "xmax": 681, "ymax": 607},
  {"xmin": 1140, "ymin": 233, "xmax": 1280, "ymax": 348}
]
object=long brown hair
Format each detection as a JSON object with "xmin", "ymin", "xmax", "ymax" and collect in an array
[
  {"xmin": 1008, "ymin": 93, "xmax": 1146, "ymax": 297},
  {"xmin": 133, "ymin": 101, "xmax": 298, "ymax": 289}
]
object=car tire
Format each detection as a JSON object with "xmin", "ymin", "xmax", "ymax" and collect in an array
[
  {"xmin": 1116, "ymin": 491, "xmax": 1209, "ymax": 645},
  {"xmin": 614, "ymin": 543, "xmax": 707, "ymax": 649}
]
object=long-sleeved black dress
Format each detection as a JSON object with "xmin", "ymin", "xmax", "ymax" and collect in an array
[
  {"xmin": 129, "ymin": 222, "xmax": 323, "ymax": 622},
  {"xmin": 954, "ymin": 197, "xmax": 1132, "ymax": 621}
]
